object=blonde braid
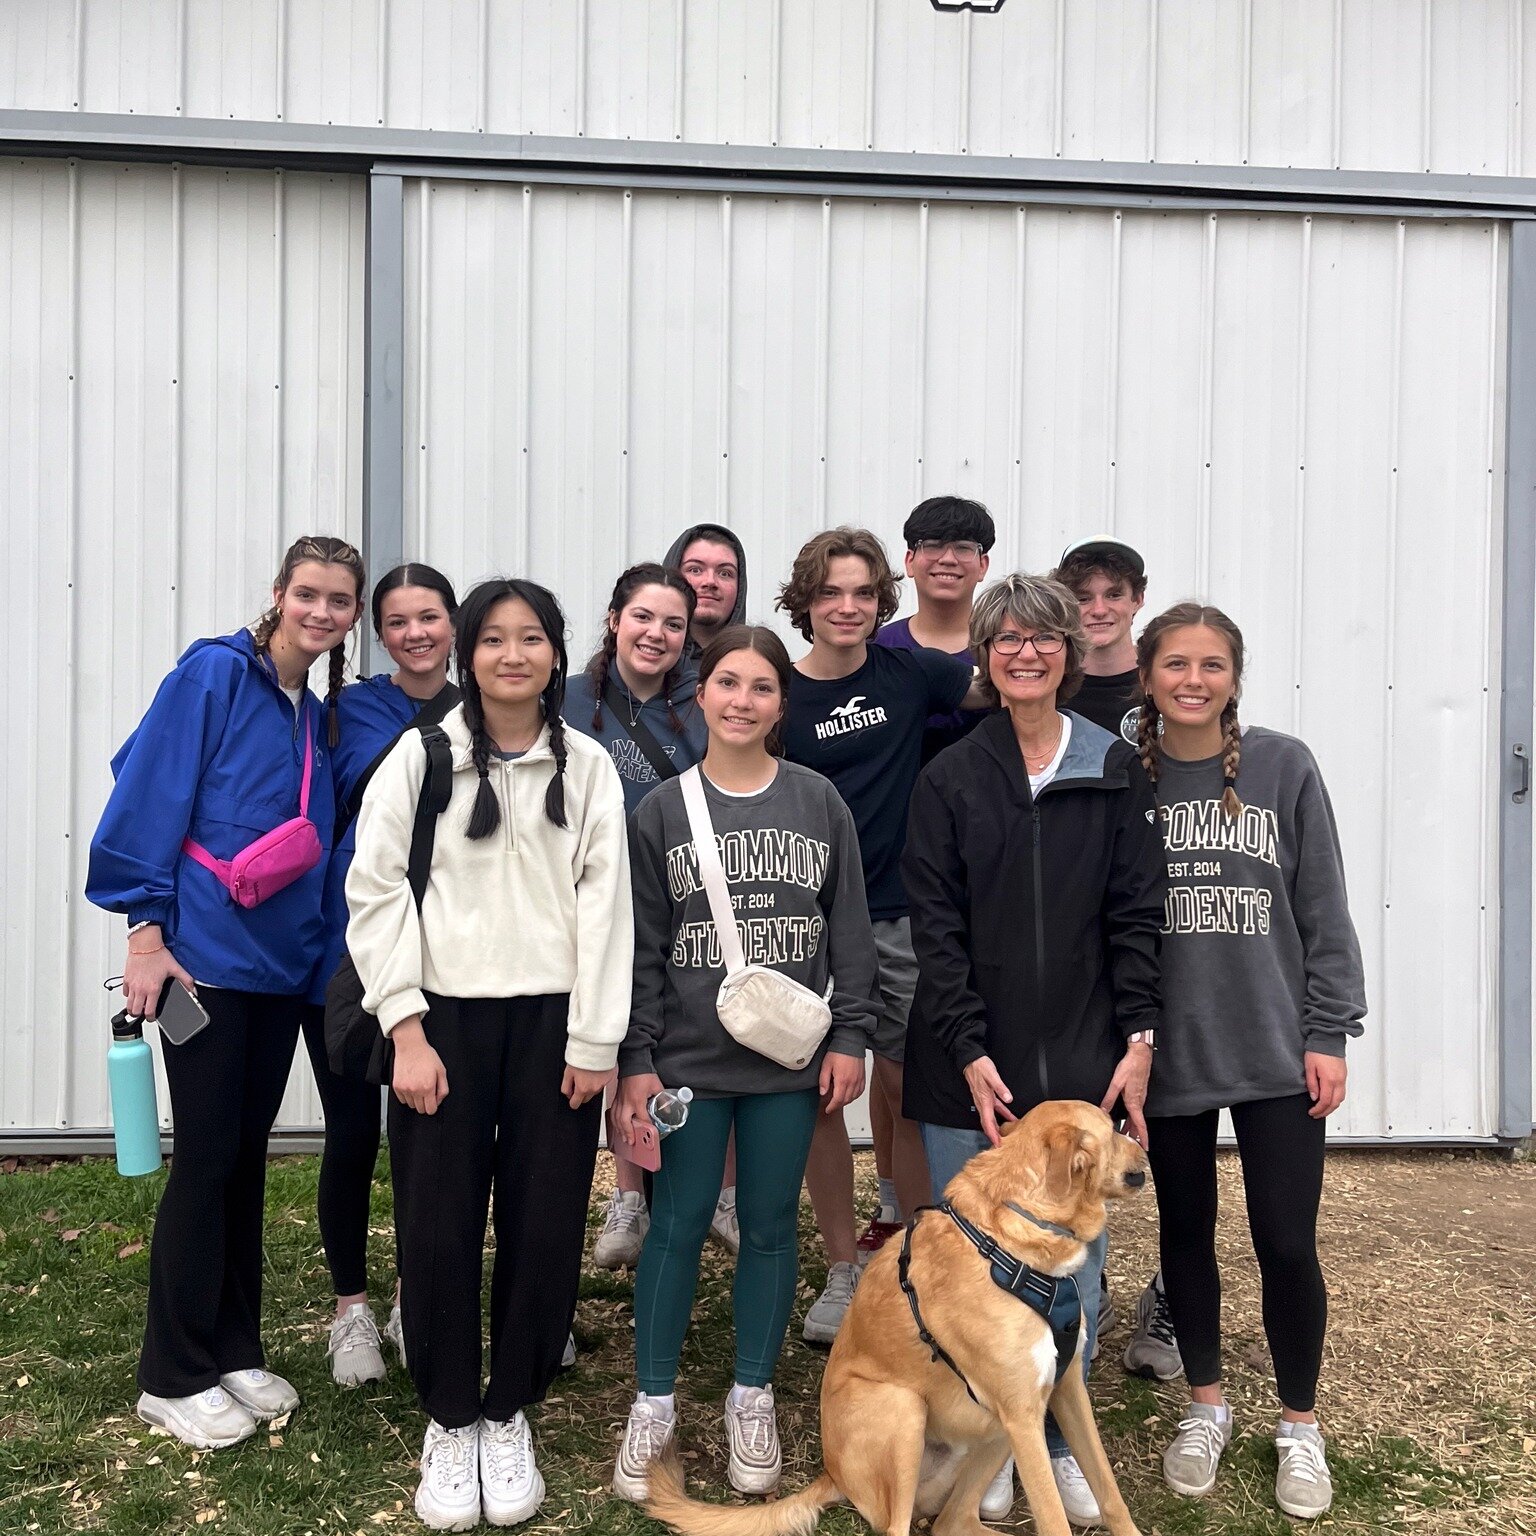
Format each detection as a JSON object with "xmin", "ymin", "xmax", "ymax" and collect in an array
[{"xmin": 1219, "ymin": 701, "xmax": 1244, "ymax": 820}]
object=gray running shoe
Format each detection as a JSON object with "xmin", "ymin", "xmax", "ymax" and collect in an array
[
  {"xmin": 1274, "ymin": 1423, "xmax": 1333, "ymax": 1518},
  {"xmin": 329, "ymin": 1302, "xmax": 386, "ymax": 1387},
  {"xmin": 1162, "ymin": 1404, "xmax": 1233, "ymax": 1497},
  {"xmin": 1123, "ymin": 1276, "xmax": 1184, "ymax": 1381},
  {"xmin": 802, "ymin": 1261, "xmax": 860, "ymax": 1345}
]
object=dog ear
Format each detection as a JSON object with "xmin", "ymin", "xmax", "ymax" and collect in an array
[{"xmin": 1043, "ymin": 1124, "xmax": 1093, "ymax": 1203}]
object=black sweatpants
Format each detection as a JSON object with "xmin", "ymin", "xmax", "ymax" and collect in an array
[
  {"xmin": 1146, "ymin": 1092, "xmax": 1328, "ymax": 1413},
  {"xmin": 388, "ymin": 992, "xmax": 601, "ymax": 1430},
  {"xmin": 300, "ymin": 1005, "xmax": 384, "ymax": 1297},
  {"xmin": 138, "ymin": 988, "xmax": 303, "ymax": 1398}
]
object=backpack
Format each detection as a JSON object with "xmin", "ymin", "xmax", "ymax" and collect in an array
[{"xmin": 323, "ymin": 726, "xmax": 453, "ymax": 1085}]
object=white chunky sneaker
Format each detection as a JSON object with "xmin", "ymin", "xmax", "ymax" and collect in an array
[
  {"xmin": 384, "ymin": 1302, "xmax": 407, "ymax": 1367},
  {"xmin": 612, "ymin": 1395, "xmax": 676, "ymax": 1502},
  {"xmin": 416, "ymin": 1420, "xmax": 481, "ymax": 1531},
  {"xmin": 593, "ymin": 1190, "xmax": 650, "ymax": 1270},
  {"xmin": 802, "ymin": 1261, "xmax": 860, "ymax": 1345},
  {"xmin": 479, "ymin": 1411, "xmax": 545, "ymax": 1526},
  {"xmin": 135, "ymin": 1386, "xmax": 257, "ymax": 1449},
  {"xmin": 979, "ymin": 1457, "xmax": 1015, "ymax": 1520},
  {"xmin": 725, "ymin": 1386, "xmax": 782, "ymax": 1495},
  {"xmin": 709, "ymin": 1187, "xmax": 740, "ymax": 1255},
  {"xmin": 328, "ymin": 1302, "xmax": 386, "ymax": 1387},
  {"xmin": 219, "ymin": 1368, "xmax": 299, "ymax": 1421},
  {"xmin": 1123, "ymin": 1276, "xmax": 1184, "ymax": 1381},
  {"xmin": 1051, "ymin": 1453, "xmax": 1102, "ymax": 1527},
  {"xmin": 1274, "ymin": 1423, "xmax": 1333, "ymax": 1518},
  {"xmin": 1162, "ymin": 1404, "xmax": 1233, "ymax": 1497}
]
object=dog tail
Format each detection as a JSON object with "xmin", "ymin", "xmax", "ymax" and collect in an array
[{"xmin": 644, "ymin": 1446, "xmax": 841, "ymax": 1536}]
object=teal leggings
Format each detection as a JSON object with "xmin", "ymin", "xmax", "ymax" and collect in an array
[{"xmin": 634, "ymin": 1089, "xmax": 819, "ymax": 1394}]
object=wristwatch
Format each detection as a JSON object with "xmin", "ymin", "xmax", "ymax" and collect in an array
[{"xmin": 1127, "ymin": 1030, "xmax": 1156, "ymax": 1050}]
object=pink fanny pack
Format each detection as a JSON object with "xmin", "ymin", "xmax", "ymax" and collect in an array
[{"xmin": 182, "ymin": 709, "xmax": 322, "ymax": 909}]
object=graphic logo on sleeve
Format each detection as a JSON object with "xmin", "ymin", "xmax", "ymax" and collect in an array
[{"xmin": 815, "ymin": 694, "xmax": 889, "ymax": 741}]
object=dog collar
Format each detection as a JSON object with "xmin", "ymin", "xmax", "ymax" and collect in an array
[{"xmin": 1003, "ymin": 1200, "xmax": 1084, "ymax": 1242}]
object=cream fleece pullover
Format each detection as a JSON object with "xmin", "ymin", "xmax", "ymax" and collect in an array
[{"xmin": 345, "ymin": 705, "xmax": 633, "ymax": 1072}]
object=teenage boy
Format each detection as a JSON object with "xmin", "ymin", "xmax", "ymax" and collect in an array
[
  {"xmin": 852, "ymin": 496, "xmax": 996, "ymax": 1258},
  {"xmin": 664, "ymin": 524, "xmax": 749, "ymax": 656},
  {"xmin": 1053, "ymin": 532, "xmax": 1184, "ymax": 1384},
  {"xmin": 776, "ymin": 527, "xmax": 985, "ymax": 1346}
]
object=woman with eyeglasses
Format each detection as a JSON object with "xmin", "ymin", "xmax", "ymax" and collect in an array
[{"xmin": 900, "ymin": 572, "xmax": 1167, "ymax": 1526}]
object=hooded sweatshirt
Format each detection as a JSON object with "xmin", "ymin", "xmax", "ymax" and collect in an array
[
  {"xmin": 87, "ymin": 630, "xmax": 336, "ymax": 995},
  {"xmin": 1145, "ymin": 726, "xmax": 1367, "ymax": 1118},
  {"xmin": 662, "ymin": 523, "xmax": 750, "ymax": 656},
  {"xmin": 562, "ymin": 666, "xmax": 707, "ymax": 817},
  {"xmin": 345, "ymin": 704, "xmax": 633, "ymax": 1072}
]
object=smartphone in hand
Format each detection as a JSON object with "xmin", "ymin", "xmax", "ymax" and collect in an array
[{"xmin": 155, "ymin": 979, "xmax": 210, "ymax": 1046}]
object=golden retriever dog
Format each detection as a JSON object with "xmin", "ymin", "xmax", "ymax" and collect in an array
[{"xmin": 645, "ymin": 1099, "xmax": 1147, "ymax": 1536}]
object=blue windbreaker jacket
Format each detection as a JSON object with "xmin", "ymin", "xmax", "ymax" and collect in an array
[{"xmin": 86, "ymin": 630, "xmax": 337, "ymax": 995}]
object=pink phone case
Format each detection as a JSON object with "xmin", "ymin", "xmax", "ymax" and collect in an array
[{"xmin": 606, "ymin": 1103, "xmax": 661, "ymax": 1173}]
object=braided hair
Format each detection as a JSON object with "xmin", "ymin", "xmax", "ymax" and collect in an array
[
  {"xmin": 456, "ymin": 578, "xmax": 571, "ymax": 839},
  {"xmin": 1134, "ymin": 601, "xmax": 1246, "ymax": 820},
  {"xmin": 585, "ymin": 563, "xmax": 697, "ymax": 732},
  {"xmin": 252, "ymin": 535, "xmax": 366, "ymax": 748}
]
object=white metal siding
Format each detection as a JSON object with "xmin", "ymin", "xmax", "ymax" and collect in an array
[
  {"xmin": 403, "ymin": 182, "xmax": 1505, "ymax": 1140},
  {"xmin": 0, "ymin": 155, "xmax": 365, "ymax": 1134},
  {"xmin": 5, "ymin": 0, "xmax": 1536, "ymax": 176}
]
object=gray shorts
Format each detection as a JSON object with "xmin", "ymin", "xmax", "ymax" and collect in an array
[{"xmin": 869, "ymin": 916, "xmax": 919, "ymax": 1064}]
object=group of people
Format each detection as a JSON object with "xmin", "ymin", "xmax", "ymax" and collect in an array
[{"xmin": 86, "ymin": 499, "xmax": 1367, "ymax": 1532}]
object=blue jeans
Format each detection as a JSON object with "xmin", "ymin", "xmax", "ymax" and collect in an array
[{"xmin": 920, "ymin": 1122, "xmax": 1107, "ymax": 1460}]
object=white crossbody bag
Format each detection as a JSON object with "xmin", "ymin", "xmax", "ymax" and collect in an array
[{"xmin": 679, "ymin": 766, "xmax": 833, "ymax": 1071}]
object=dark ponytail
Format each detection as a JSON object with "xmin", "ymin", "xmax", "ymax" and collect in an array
[{"xmin": 371, "ymin": 562, "xmax": 459, "ymax": 635}]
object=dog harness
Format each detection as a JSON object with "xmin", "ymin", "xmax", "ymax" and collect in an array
[{"xmin": 897, "ymin": 1200, "xmax": 1084, "ymax": 1400}]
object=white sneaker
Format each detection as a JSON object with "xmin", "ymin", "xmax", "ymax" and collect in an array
[
  {"xmin": 1123, "ymin": 1277, "xmax": 1183, "ymax": 1381},
  {"xmin": 219, "ymin": 1368, "xmax": 299, "ymax": 1421},
  {"xmin": 980, "ymin": 1457, "xmax": 1015, "ymax": 1520},
  {"xmin": 593, "ymin": 1190, "xmax": 650, "ymax": 1269},
  {"xmin": 384, "ymin": 1302, "xmax": 407, "ymax": 1368},
  {"xmin": 1051, "ymin": 1453, "xmax": 1102, "ymax": 1527},
  {"xmin": 561, "ymin": 1333, "xmax": 576, "ymax": 1369},
  {"xmin": 612, "ymin": 1394, "xmax": 677, "ymax": 1502},
  {"xmin": 328, "ymin": 1302, "xmax": 386, "ymax": 1387},
  {"xmin": 725, "ymin": 1386, "xmax": 782, "ymax": 1495},
  {"xmin": 416, "ymin": 1420, "xmax": 481, "ymax": 1531},
  {"xmin": 1275, "ymin": 1424, "xmax": 1333, "ymax": 1518},
  {"xmin": 1162, "ymin": 1404, "xmax": 1233, "ymax": 1497},
  {"xmin": 479, "ymin": 1412, "xmax": 545, "ymax": 1526},
  {"xmin": 135, "ymin": 1386, "xmax": 257, "ymax": 1449},
  {"xmin": 802, "ymin": 1261, "xmax": 860, "ymax": 1345},
  {"xmin": 709, "ymin": 1187, "xmax": 740, "ymax": 1255}
]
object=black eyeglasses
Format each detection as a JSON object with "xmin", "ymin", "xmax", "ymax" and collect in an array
[{"xmin": 991, "ymin": 631, "xmax": 1065, "ymax": 656}]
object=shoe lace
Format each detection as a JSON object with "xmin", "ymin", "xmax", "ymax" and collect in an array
[
  {"xmin": 823, "ymin": 1264, "xmax": 858, "ymax": 1306},
  {"xmin": 1276, "ymin": 1435, "xmax": 1327, "ymax": 1486},
  {"xmin": 606, "ymin": 1193, "xmax": 643, "ymax": 1235},
  {"xmin": 732, "ymin": 1395, "xmax": 777, "ymax": 1458},
  {"xmin": 428, "ymin": 1424, "xmax": 477, "ymax": 1490},
  {"xmin": 1173, "ymin": 1416, "xmax": 1227, "ymax": 1464},
  {"xmin": 625, "ymin": 1404, "xmax": 671, "ymax": 1465},
  {"xmin": 1146, "ymin": 1287, "xmax": 1178, "ymax": 1347},
  {"xmin": 483, "ymin": 1417, "xmax": 530, "ymax": 1482},
  {"xmin": 331, "ymin": 1309, "xmax": 379, "ymax": 1354},
  {"xmin": 1054, "ymin": 1455, "xmax": 1090, "ymax": 1491}
]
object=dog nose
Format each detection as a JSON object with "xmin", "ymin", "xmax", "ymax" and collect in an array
[{"xmin": 1124, "ymin": 1169, "xmax": 1146, "ymax": 1188}]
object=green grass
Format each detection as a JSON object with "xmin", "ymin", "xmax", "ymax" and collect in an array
[{"xmin": 0, "ymin": 1155, "xmax": 1512, "ymax": 1535}]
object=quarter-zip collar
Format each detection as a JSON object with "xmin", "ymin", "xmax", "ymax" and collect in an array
[{"xmin": 441, "ymin": 705, "xmax": 556, "ymax": 772}]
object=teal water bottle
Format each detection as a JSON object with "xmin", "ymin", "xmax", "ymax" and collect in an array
[{"xmin": 107, "ymin": 1009, "xmax": 163, "ymax": 1177}]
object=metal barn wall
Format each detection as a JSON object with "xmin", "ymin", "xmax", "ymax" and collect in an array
[
  {"xmin": 0, "ymin": 155, "xmax": 365, "ymax": 1136},
  {"xmin": 4, "ymin": 0, "xmax": 1536, "ymax": 177},
  {"xmin": 401, "ymin": 181, "xmax": 1506, "ymax": 1140}
]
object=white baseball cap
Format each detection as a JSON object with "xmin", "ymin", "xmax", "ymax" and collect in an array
[{"xmin": 1057, "ymin": 534, "xmax": 1145, "ymax": 578}]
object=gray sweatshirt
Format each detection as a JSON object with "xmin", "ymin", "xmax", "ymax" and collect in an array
[
  {"xmin": 1145, "ymin": 726, "xmax": 1367, "ymax": 1118},
  {"xmin": 621, "ymin": 760, "xmax": 880, "ymax": 1097}
]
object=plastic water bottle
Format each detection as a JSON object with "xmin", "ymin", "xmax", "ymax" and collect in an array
[
  {"xmin": 107, "ymin": 1009, "xmax": 163, "ymax": 1177},
  {"xmin": 647, "ymin": 1086, "xmax": 694, "ymax": 1139}
]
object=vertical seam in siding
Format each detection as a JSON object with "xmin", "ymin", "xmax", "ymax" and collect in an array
[
  {"xmin": 71, "ymin": 0, "xmax": 85, "ymax": 109},
  {"xmin": 619, "ymin": 190, "xmax": 632, "ymax": 562},
  {"xmin": 1196, "ymin": 212, "xmax": 1216, "ymax": 595},
  {"xmin": 59, "ymin": 159, "xmax": 81, "ymax": 1128},
  {"xmin": 864, "ymin": 0, "xmax": 877, "ymax": 149},
  {"xmin": 376, "ymin": 0, "xmax": 389, "ymax": 124},
  {"xmin": 519, "ymin": 184, "xmax": 532, "ymax": 569},
  {"xmin": 276, "ymin": 0, "xmax": 288, "ymax": 120},
  {"xmin": 1146, "ymin": 0, "xmax": 1159, "ymax": 162},
  {"xmin": 1478, "ymin": 220, "xmax": 1501, "ymax": 1129},
  {"xmin": 915, "ymin": 201, "xmax": 929, "ymax": 502},
  {"xmin": 674, "ymin": 0, "xmax": 686, "ymax": 141},
  {"xmin": 1052, "ymin": 0, "xmax": 1065, "ymax": 157},
  {"xmin": 1421, "ymin": 0, "xmax": 1433, "ymax": 172},
  {"xmin": 959, "ymin": 11, "xmax": 972, "ymax": 155},
  {"xmin": 170, "ymin": 165, "xmax": 183, "ymax": 643},
  {"xmin": 477, "ymin": 0, "xmax": 490, "ymax": 132},
  {"xmin": 1511, "ymin": 0, "xmax": 1524, "ymax": 178},
  {"xmin": 1240, "ymin": 0, "xmax": 1253, "ymax": 164},
  {"xmin": 815, "ymin": 198, "xmax": 830, "ymax": 525},
  {"xmin": 273, "ymin": 172, "xmax": 286, "ymax": 559},
  {"xmin": 574, "ymin": 0, "xmax": 587, "ymax": 137},
  {"xmin": 768, "ymin": 0, "xmax": 782, "ymax": 145},
  {"xmin": 1330, "ymin": 0, "xmax": 1343, "ymax": 167},
  {"xmin": 1104, "ymin": 210, "xmax": 1122, "ymax": 529},
  {"xmin": 718, "ymin": 194, "xmax": 732, "ymax": 522},
  {"xmin": 416, "ymin": 180, "xmax": 429, "ymax": 558},
  {"xmin": 175, "ymin": 0, "xmax": 188, "ymax": 114},
  {"xmin": 1007, "ymin": 204, "xmax": 1026, "ymax": 548},
  {"xmin": 1292, "ymin": 216, "xmax": 1313, "ymax": 732}
]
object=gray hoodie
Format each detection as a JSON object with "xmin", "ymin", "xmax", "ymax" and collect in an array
[
  {"xmin": 1145, "ymin": 726, "xmax": 1367, "ymax": 1118},
  {"xmin": 662, "ymin": 523, "xmax": 749, "ymax": 653}
]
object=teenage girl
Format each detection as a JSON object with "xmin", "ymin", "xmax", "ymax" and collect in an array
[
  {"xmin": 1135, "ymin": 602, "xmax": 1366, "ymax": 1521},
  {"xmin": 561, "ymin": 563, "xmax": 716, "ymax": 1269},
  {"xmin": 346, "ymin": 579, "xmax": 632, "ymax": 1531},
  {"xmin": 610, "ymin": 624, "xmax": 878, "ymax": 1504},
  {"xmin": 302, "ymin": 562, "xmax": 459, "ymax": 1386},
  {"xmin": 87, "ymin": 535, "xmax": 365, "ymax": 1450}
]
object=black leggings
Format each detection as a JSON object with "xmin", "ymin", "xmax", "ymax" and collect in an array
[
  {"xmin": 1146, "ymin": 1093, "xmax": 1327, "ymax": 1413},
  {"xmin": 300, "ymin": 1005, "xmax": 384, "ymax": 1297}
]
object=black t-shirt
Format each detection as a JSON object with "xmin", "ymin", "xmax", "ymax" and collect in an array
[
  {"xmin": 783, "ymin": 645, "xmax": 971, "ymax": 921},
  {"xmin": 1070, "ymin": 669, "xmax": 1142, "ymax": 746}
]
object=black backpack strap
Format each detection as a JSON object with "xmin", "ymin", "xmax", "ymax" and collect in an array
[
  {"xmin": 406, "ymin": 726, "xmax": 454, "ymax": 908},
  {"xmin": 341, "ymin": 682, "xmax": 463, "ymax": 833},
  {"xmin": 601, "ymin": 678, "xmax": 684, "ymax": 782}
]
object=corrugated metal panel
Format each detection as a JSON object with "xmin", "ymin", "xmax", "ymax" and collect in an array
[
  {"xmin": 0, "ymin": 156, "xmax": 365, "ymax": 1135},
  {"xmin": 404, "ymin": 182, "xmax": 1505, "ymax": 1140},
  {"xmin": 5, "ymin": 0, "xmax": 1536, "ymax": 176}
]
